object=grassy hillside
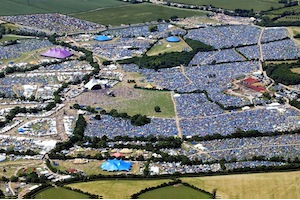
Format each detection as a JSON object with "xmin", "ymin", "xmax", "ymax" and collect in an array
[
  {"xmin": 0, "ymin": 0, "xmax": 127, "ymax": 16},
  {"xmin": 73, "ymin": 3, "xmax": 207, "ymax": 26}
]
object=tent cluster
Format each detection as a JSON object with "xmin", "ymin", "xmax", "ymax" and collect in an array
[
  {"xmin": 101, "ymin": 158, "xmax": 132, "ymax": 172},
  {"xmin": 41, "ymin": 48, "xmax": 73, "ymax": 59}
]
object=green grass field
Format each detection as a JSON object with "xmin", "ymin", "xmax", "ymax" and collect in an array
[
  {"xmin": 73, "ymin": 3, "xmax": 206, "ymax": 26},
  {"xmin": 0, "ymin": 0, "xmax": 127, "ymax": 16},
  {"xmin": 138, "ymin": 184, "xmax": 211, "ymax": 199},
  {"xmin": 0, "ymin": 35, "xmax": 33, "ymax": 42},
  {"xmin": 181, "ymin": 171, "xmax": 300, "ymax": 199},
  {"xmin": 146, "ymin": 38, "xmax": 192, "ymax": 56},
  {"xmin": 169, "ymin": 0, "xmax": 283, "ymax": 11},
  {"xmin": 34, "ymin": 187, "xmax": 89, "ymax": 199},
  {"xmin": 68, "ymin": 179, "xmax": 171, "ymax": 199}
]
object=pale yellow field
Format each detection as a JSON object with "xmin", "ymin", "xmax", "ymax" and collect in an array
[
  {"xmin": 146, "ymin": 38, "xmax": 192, "ymax": 56},
  {"xmin": 67, "ymin": 179, "xmax": 170, "ymax": 199},
  {"xmin": 181, "ymin": 171, "xmax": 300, "ymax": 199},
  {"xmin": 291, "ymin": 67, "xmax": 300, "ymax": 74}
]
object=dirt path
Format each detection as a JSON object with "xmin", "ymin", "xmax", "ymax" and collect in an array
[{"xmin": 170, "ymin": 91, "xmax": 182, "ymax": 138}]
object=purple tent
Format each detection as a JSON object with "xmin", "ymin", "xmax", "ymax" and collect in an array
[{"xmin": 41, "ymin": 48, "xmax": 73, "ymax": 59}]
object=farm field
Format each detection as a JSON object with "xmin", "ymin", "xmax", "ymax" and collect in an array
[
  {"xmin": 169, "ymin": 0, "xmax": 283, "ymax": 11},
  {"xmin": 146, "ymin": 38, "xmax": 192, "ymax": 56},
  {"xmin": 0, "ymin": 0, "xmax": 127, "ymax": 16},
  {"xmin": 180, "ymin": 171, "xmax": 300, "ymax": 199},
  {"xmin": 73, "ymin": 3, "xmax": 207, "ymax": 26},
  {"xmin": 52, "ymin": 159, "xmax": 141, "ymax": 176},
  {"xmin": 34, "ymin": 187, "xmax": 89, "ymax": 199},
  {"xmin": 138, "ymin": 184, "xmax": 212, "ymax": 199},
  {"xmin": 68, "ymin": 179, "xmax": 171, "ymax": 199}
]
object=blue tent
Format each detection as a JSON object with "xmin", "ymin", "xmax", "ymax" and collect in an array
[
  {"xmin": 94, "ymin": 35, "xmax": 112, "ymax": 42},
  {"xmin": 18, "ymin": 128, "xmax": 25, "ymax": 133},
  {"xmin": 166, "ymin": 36, "xmax": 180, "ymax": 42},
  {"xmin": 101, "ymin": 158, "xmax": 132, "ymax": 171}
]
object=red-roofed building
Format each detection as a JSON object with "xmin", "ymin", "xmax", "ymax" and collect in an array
[
  {"xmin": 66, "ymin": 168, "xmax": 77, "ymax": 174},
  {"xmin": 243, "ymin": 77, "xmax": 259, "ymax": 85}
]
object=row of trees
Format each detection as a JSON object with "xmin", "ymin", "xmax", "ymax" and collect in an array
[{"xmin": 106, "ymin": 109, "xmax": 151, "ymax": 126}]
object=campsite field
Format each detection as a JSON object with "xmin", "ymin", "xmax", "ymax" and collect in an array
[
  {"xmin": 180, "ymin": 171, "xmax": 300, "ymax": 199},
  {"xmin": 138, "ymin": 184, "xmax": 212, "ymax": 199},
  {"xmin": 75, "ymin": 80, "xmax": 176, "ymax": 118},
  {"xmin": 0, "ymin": 0, "xmax": 127, "ymax": 16},
  {"xmin": 34, "ymin": 187, "xmax": 89, "ymax": 199},
  {"xmin": 52, "ymin": 160, "xmax": 141, "ymax": 176},
  {"xmin": 146, "ymin": 38, "xmax": 192, "ymax": 56},
  {"xmin": 169, "ymin": 0, "xmax": 283, "ymax": 11},
  {"xmin": 73, "ymin": 3, "xmax": 206, "ymax": 26},
  {"xmin": 68, "ymin": 179, "xmax": 171, "ymax": 199}
]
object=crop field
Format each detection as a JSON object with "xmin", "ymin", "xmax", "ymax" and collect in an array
[
  {"xmin": 68, "ymin": 179, "xmax": 171, "ymax": 199},
  {"xmin": 34, "ymin": 187, "xmax": 89, "ymax": 199},
  {"xmin": 73, "ymin": 3, "xmax": 206, "ymax": 26},
  {"xmin": 53, "ymin": 159, "xmax": 141, "ymax": 176},
  {"xmin": 146, "ymin": 38, "xmax": 192, "ymax": 56},
  {"xmin": 138, "ymin": 184, "xmax": 211, "ymax": 199},
  {"xmin": 0, "ymin": 0, "xmax": 127, "ymax": 16},
  {"xmin": 169, "ymin": 0, "xmax": 283, "ymax": 11},
  {"xmin": 181, "ymin": 171, "xmax": 300, "ymax": 199}
]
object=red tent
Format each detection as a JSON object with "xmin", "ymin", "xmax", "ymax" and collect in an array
[{"xmin": 113, "ymin": 152, "xmax": 124, "ymax": 158}]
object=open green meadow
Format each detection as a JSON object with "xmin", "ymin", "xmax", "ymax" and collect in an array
[
  {"xmin": 68, "ymin": 179, "xmax": 171, "ymax": 199},
  {"xmin": 138, "ymin": 184, "xmax": 212, "ymax": 199},
  {"xmin": 180, "ymin": 171, "xmax": 300, "ymax": 199},
  {"xmin": 169, "ymin": 0, "xmax": 283, "ymax": 11},
  {"xmin": 147, "ymin": 38, "xmax": 192, "ymax": 56},
  {"xmin": 0, "ymin": 0, "xmax": 127, "ymax": 16},
  {"xmin": 73, "ymin": 3, "xmax": 206, "ymax": 26},
  {"xmin": 0, "ymin": 35, "xmax": 34, "ymax": 42},
  {"xmin": 34, "ymin": 187, "xmax": 89, "ymax": 199}
]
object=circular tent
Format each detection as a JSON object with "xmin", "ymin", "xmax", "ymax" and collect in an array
[
  {"xmin": 101, "ymin": 158, "xmax": 132, "ymax": 172},
  {"xmin": 94, "ymin": 35, "xmax": 112, "ymax": 42},
  {"xmin": 166, "ymin": 36, "xmax": 180, "ymax": 43},
  {"xmin": 0, "ymin": 155, "xmax": 6, "ymax": 162}
]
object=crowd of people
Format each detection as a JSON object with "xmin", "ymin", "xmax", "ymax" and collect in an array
[
  {"xmin": 150, "ymin": 162, "xmax": 222, "ymax": 174},
  {"xmin": 1, "ymin": 14, "xmax": 104, "ymax": 34},
  {"xmin": 189, "ymin": 48, "xmax": 244, "ymax": 66},
  {"xmin": 86, "ymin": 37, "xmax": 151, "ymax": 60},
  {"xmin": 224, "ymin": 161, "xmax": 287, "ymax": 170},
  {"xmin": 261, "ymin": 27, "xmax": 288, "ymax": 43},
  {"xmin": 85, "ymin": 115, "xmax": 178, "ymax": 139},
  {"xmin": 179, "ymin": 107, "xmax": 300, "ymax": 137},
  {"xmin": 200, "ymin": 133, "xmax": 300, "ymax": 162},
  {"xmin": 185, "ymin": 25, "xmax": 261, "ymax": 49},
  {"xmin": 0, "ymin": 39, "xmax": 53, "ymax": 60},
  {"xmin": 174, "ymin": 93, "xmax": 224, "ymax": 118},
  {"xmin": 102, "ymin": 23, "xmax": 185, "ymax": 38},
  {"xmin": 236, "ymin": 45, "xmax": 260, "ymax": 60},
  {"xmin": 37, "ymin": 60, "xmax": 93, "ymax": 72},
  {"xmin": 262, "ymin": 39, "xmax": 300, "ymax": 60}
]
